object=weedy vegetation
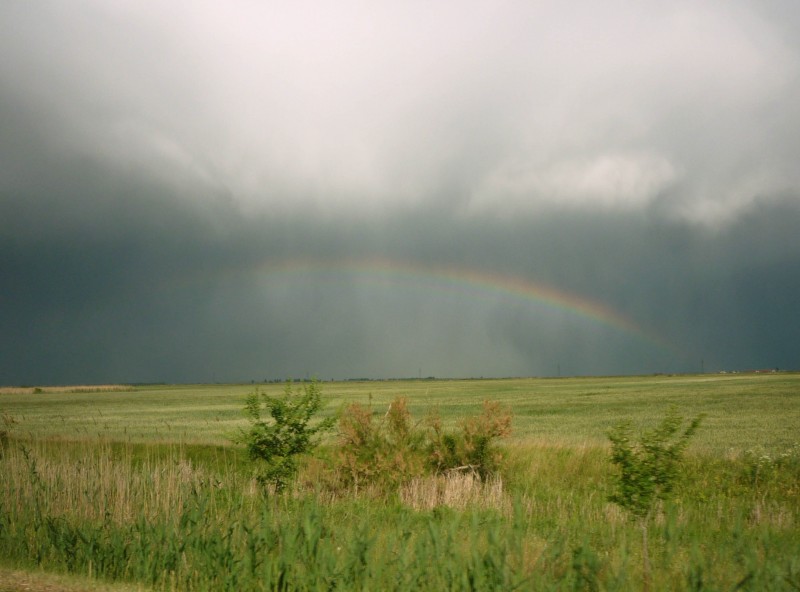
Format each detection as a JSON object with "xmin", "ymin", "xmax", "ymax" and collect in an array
[
  {"xmin": 335, "ymin": 396, "xmax": 511, "ymax": 492},
  {"xmin": 0, "ymin": 374, "xmax": 798, "ymax": 590}
]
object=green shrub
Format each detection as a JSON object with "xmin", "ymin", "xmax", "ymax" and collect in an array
[
  {"xmin": 607, "ymin": 406, "xmax": 703, "ymax": 591},
  {"xmin": 238, "ymin": 379, "xmax": 335, "ymax": 493},
  {"xmin": 607, "ymin": 406, "xmax": 703, "ymax": 520}
]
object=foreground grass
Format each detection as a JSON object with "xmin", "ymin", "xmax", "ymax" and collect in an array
[{"xmin": 1, "ymin": 374, "xmax": 799, "ymax": 590}]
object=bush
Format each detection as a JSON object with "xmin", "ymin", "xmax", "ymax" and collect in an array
[
  {"xmin": 607, "ymin": 406, "xmax": 703, "ymax": 520},
  {"xmin": 238, "ymin": 379, "xmax": 335, "ymax": 493},
  {"xmin": 336, "ymin": 397, "xmax": 512, "ymax": 491},
  {"xmin": 607, "ymin": 406, "xmax": 703, "ymax": 591},
  {"xmin": 427, "ymin": 400, "xmax": 512, "ymax": 479},
  {"xmin": 337, "ymin": 398, "xmax": 427, "ymax": 490}
]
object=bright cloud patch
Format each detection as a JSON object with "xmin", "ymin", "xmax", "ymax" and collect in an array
[{"xmin": 468, "ymin": 153, "xmax": 677, "ymax": 214}]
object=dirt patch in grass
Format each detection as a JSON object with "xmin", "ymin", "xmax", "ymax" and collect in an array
[{"xmin": 0, "ymin": 568, "xmax": 146, "ymax": 592}]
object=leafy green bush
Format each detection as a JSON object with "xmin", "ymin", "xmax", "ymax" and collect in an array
[
  {"xmin": 607, "ymin": 407, "xmax": 703, "ymax": 520},
  {"xmin": 607, "ymin": 406, "xmax": 703, "ymax": 590},
  {"xmin": 238, "ymin": 379, "xmax": 335, "ymax": 493}
]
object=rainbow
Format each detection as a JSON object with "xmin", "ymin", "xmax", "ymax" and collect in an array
[{"xmin": 249, "ymin": 256, "xmax": 669, "ymax": 350}]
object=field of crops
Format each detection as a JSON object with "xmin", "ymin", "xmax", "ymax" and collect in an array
[{"xmin": 1, "ymin": 374, "xmax": 799, "ymax": 590}]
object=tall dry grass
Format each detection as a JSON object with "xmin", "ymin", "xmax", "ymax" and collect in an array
[
  {"xmin": 0, "ymin": 438, "xmax": 254, "ymax": 527},
  {"xmin": 399, "ymin": 472, "xmax": 506, "ymax": 511}
]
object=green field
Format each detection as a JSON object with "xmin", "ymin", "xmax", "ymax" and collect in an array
[{"xmin": 1, "ymin": 374, "xmax": 799, "ymax": 590}]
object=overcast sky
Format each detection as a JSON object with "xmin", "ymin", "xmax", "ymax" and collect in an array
[{"xmin": 2, "ymin": 0, "xmax": 799, "ymax": 384}]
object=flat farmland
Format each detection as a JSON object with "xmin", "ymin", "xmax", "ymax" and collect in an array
[{"xmin": 2, "ymin": 373, "xmax": 798, "ymax": 454}]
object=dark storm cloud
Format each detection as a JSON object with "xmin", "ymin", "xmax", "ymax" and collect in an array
[
  {"xmin": 4, "ymin": 177, "xmax": 798, "ymax": 383},
  {"xmin": 1, "ymin": 1, "xmax": 799, "ymax": 383}
]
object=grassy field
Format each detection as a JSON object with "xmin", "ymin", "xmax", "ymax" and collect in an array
[
  {"xmin": 3, "ymin": 373, "xmax": 799, "ymax": 453},
  {"xmin": 1, "ymin": 374, "xmax": 799, "ymax": 590}
]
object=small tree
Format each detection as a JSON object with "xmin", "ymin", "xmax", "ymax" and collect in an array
[
  {"xmin": 239, "ymin": 379, "xmax": 335, "ymax": 493},
  {"xmin": 607, "ymin": 406, "xmax": 703, "ymax": 590}
]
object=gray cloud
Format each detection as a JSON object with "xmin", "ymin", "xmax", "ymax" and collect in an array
[{"xmin": 1, "ymin": 1, "xmax": 799, "ymax": 383}]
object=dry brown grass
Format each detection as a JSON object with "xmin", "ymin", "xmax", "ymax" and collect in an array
[
  {"xmin": 749, "ymin": 500, "xmax": 796, "ymax": 529},
  {"xmin": 0, "ymin": 441, "xmax": 248, "ymax": 527},
  {"xmin": 0, "ymin": 385, "xmax": 134, "ymax": 395},
  {"xmin": 399, "ymin": 472, "xmax": 506, "ymax": 511}
]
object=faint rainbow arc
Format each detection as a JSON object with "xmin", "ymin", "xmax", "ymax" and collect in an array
[{"xmin": 251, "ymin": 256, "xmax": 670, "ymax": 351}]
